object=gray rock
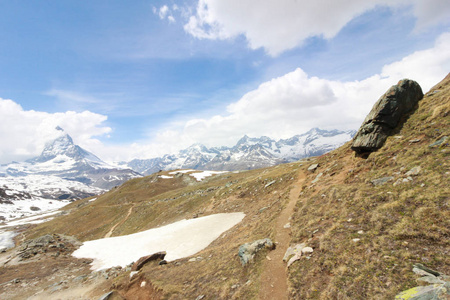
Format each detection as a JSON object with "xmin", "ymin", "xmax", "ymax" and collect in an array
[
  {"xmin": 395, "ymin": 282, "xmax": 450, "ymax": 299},
  {"xmin": 283, "ymin": 243, "xmax": 306, "ymax": 262},
  {"xmin": 238, "ymin": 238, "xmax": 275, "ymax": 265},
  {"xmin": 311, "ymin": 172, "xmax": 323, "ymax": 183},
  {"xmin": 307, "ymin": 164, "xmax": 319, "ymax": 172},
  {"xmin": 406, "ymin": 166, "xmax": 421, "ymax": 176},
  {"xmin": 396, "ymin": 265, "xmax": 450, "ymax": 299},
  {"xmin": 371, "ymin": 176, "xmax": 394, "ymax": 186},
  {"xmin": 264, "ymin": 180, "xmax": 276, "ymax": 188},
  {"xmin": 131, "ymin": 251, "xmax": 166, "ymax": 271},
  {"xmin": 352, "ymin": 79, "xmax": 423, "ymax": 155},
  {"xmin": 98, "ymin": 291, "xmax": 125, "ymax": 300},
  {"xmin": 429, "ymin": 136, "xmax": 449, "ymax": 148}
]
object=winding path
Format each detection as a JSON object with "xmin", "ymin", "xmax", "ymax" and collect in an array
[
  {"xmin": 104, "ymin": 204, "xmax": 135, "ymax": 238},
  {"xmin": 258, "ymin": 172, "xmax": 306, "ymax": 299}
]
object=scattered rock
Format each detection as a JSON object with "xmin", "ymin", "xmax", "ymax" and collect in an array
[
  {"xmin": 311, "ymin": 173, "xmax": 323, "ymax": 184},
  {"xmin": 308, "ymin": 164, "xmax": 319, "ymax": 172},
  {"xmin": 131, "ymin": 251, "xmax": 166, "ymax": 271},
  {"xmin": 17, "ymin": 234, "xmax": 81, "ymax": 260},
  {"xmin": 195, "ymin": 295, "xmax": 205, "ymax": 300},
  {"xmin": 158, "ymin": 260, "xmax": 167, "ymax": 265},
  {"xmin": 371, "ymin": 176, "xmax": 394, "ymax": 186},
  {"xmin": 264, "ymin": 180, "xmax": 276, "ymax": 188},
  {"xmin": 406, "ymin": 166, "xmax": 421, "ymax": 176},
  {"xmin": 30, "ymin": 206, "xmax": 41, "ymax": 211},
  {"xmin": 283, "ymin": 243, "xmax": 306, "ymax": 262},
  {"xmin": 287, "ymin": 253, "xmax": 302, "ymax": 267},
  {"xmin": 238, "ymin": 238, "xmax": 275, "ymax": 265},
  {"xmin": 429, "ymin": 136, "xmax": 448, "ymax": 148},
  {"xmin": 283, "ymin": 222, "xmax": 291, "ymax": 229},
  {"xmin": 351, "ymin": 79, "xmax": 423, "ymax": 155},
  {"xmin": 98, "ymin": 291, "xmax": 125, "ymax": 300},
  {"xmin": 409, "ymin": 138, "xmax": 421, "ymax": 143},
  {"xmin": 352, "ymin": 238, "xmax": 360, "ymax": 242}
]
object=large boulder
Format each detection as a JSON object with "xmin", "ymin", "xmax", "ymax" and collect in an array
[
  {"xmin": 238, "ymin": 238, "xmax": 275, "ymax": 265},
  {"xmin": 351, "ymin": 79, "xmax": 423, "ymax": 155}
]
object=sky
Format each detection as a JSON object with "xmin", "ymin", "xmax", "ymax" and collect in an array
[{"xmin": 0, "ymin": 0, "xmax": 449, "ymax": 164}]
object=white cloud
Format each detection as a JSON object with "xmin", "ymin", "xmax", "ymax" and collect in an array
[
  {"xmin": 139, "ymin": 31, "xmax": 450, "ymax": 154},
  {"xmin": 184, "ymin": 0, "xmax": 450, "ymax": 56},
  {"xmin": 159, "ymin": 5, "xmax": 169, "ymax": 19},
  {"xmin": 156, "ymin": 5, "xmax": 176, "ymax": 23},
  {"xmin": 0, "ymin": 99, "xmax": 111, "ymax": 164}
]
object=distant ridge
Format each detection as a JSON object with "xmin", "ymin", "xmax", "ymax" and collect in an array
[{"xmin": 125, "ymin": 128, "xmax": 356, "ymax": 175}]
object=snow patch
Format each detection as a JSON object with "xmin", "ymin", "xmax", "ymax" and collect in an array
[
  {"xmin": 0, "ymin": 231, "xmax": 17, "ymax": 249},
  {"xmin": 159, "ymin": 175, "xmax": 173, "ymax": 179},
  {"xmin": 168, "ymin": 169, "xmax": 195, "ymax": 174},
  {"xmin": 73, "ymin": 212, "xmax": 245, "ymax": 271},
  {"xmin": 189, "ymin": 171, "xmax": 228, "ymax": 181}
]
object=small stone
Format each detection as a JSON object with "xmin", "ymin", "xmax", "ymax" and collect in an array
[
  {"xmin": 406, "ymin": 166, "xmax": 421, "ymax": 176},
  {"xmin": 357, "ymin": 230, "xmax": 364, "ymax": 234},
  {"xmin": 140, "ymin": 281, "xmax": 146, "ymax": 287},
  {"xmin": 283, "ymin": 222, "xmax": 291, "ymax": 229},
  {"xmin": 195, "ymin": 295, "xmax": 205, "ymax": 300},
  {"xmin": 266, "ymin": 256, "xmax": 272, "ymax": 261},
  {"xmin": 352, "ymin": 238, "xmax": 360, "ymax": 242},
  {"xmin": 371, "ymin": 177, "xmax": 394, "ymax": 186},
  {"xmin": 312, "ymin": 173, "xmax": 323, "ymax": 184},
  {"xmin": 264, "ymin": 180, "xmax": 276, "ymax": 188},
  {"xmin": 129, "ymin": 271, "xmax": 139, "ymax": 279}
]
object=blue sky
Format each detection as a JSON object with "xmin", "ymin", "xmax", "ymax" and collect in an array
[{"xmin": 0, "ymin": 0, "xmax": 449, "ymax": 163}]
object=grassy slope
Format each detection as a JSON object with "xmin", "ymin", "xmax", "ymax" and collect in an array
[
  {"xmin": 19, "ymin": 75, "xmax": 449, "ymax": 299},
  {"xmin": 288, "ymin": 75, "xmax": 449, "ymax": 299}
]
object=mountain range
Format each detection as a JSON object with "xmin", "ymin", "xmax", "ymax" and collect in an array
[{"xmin": 124, "ymin": 128, "xmax": 356, "ymax": 175}]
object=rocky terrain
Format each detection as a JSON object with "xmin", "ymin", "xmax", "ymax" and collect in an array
[{"xmin": 0, "ymin": 74, "xmax": 448, "ymax": 299}]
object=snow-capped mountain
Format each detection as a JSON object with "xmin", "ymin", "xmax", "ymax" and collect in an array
[
  {"xmin": 126, "ymin": 128, "xmax": 356, "ymax": 175},
  {"xmin": 0, "ymin": 128, "xmax": 141, "ymax": 220}
]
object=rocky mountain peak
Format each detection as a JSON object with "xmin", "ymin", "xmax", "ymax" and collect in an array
[{"xmin": 28, "ymin": 128, "xmax": 102, "ymax": 164}]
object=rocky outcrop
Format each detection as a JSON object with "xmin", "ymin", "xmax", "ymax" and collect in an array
[
  {"xmin": 352, "ymin": 79, "xmax": 423, "ymax": 155},
  {"xmin": 238, "ymin": 238, "xmax": 275, "ymax": 265},
  {"xmin": 131, "ymin": 251, "xmax": 166, "ymax": 271},
  {"xmin": 395, "ymin": 264, "xmax": 450, "ymax": 299}
]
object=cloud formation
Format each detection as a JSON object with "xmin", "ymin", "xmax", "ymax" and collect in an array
[
  {"xmin": 0, "ymin": 99, "xmax": 111, "ymax": 164},
  {"xmin": 147, "ymin": 31, "xmax": 450, "ymax": 152},
  {"xmin": 1, "ymin": 32, "xmax": 448, "ymax": 164},
  {"xmin": 184, "ymin": 0, "xmax": 450, "ymax": 55}
]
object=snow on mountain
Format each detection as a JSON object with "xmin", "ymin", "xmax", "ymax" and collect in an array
[
  {"xmin": 0, "ymin": 128, "xmax": 141, "ymax": 221},
  {"xmin": 126, "ymin": 128, "xmax": 356, "ymax": 175}
]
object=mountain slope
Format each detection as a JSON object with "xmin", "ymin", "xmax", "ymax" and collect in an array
[
  {"xmin": 0, "ymin": 75, "xmax": 448, "ymax": 300},
  {"xmin": 127, "ymin": 128, "xmax": 355, "ymax": 175},
  {"xmin": 0, "ymin": 129, "xmax": 140, "ymax": 220}
]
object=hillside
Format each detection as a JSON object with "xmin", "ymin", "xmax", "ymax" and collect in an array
[{"xmin": 0, "ymin": 75, "xmax": 448, "ymax": 299}]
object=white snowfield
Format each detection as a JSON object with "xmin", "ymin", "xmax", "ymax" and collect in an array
[
  {"xmin": 168, "ymin": 169, "xmax": 228, "ymax": 181},
  {"xmin": 0, "ymin": 196, "xmax": 69, "ymax": 222},
  {"xmin": 73, "ymin": 212, "xmax": 245, "ymax": 271},
  {"xmin": 0, "ymin": 210, "xmax": 61, "ymax": 229}
]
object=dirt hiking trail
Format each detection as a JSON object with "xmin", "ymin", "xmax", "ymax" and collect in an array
[{"xmin": 259, "ymin": 172, "xmax": 306, "ymax": 299}]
